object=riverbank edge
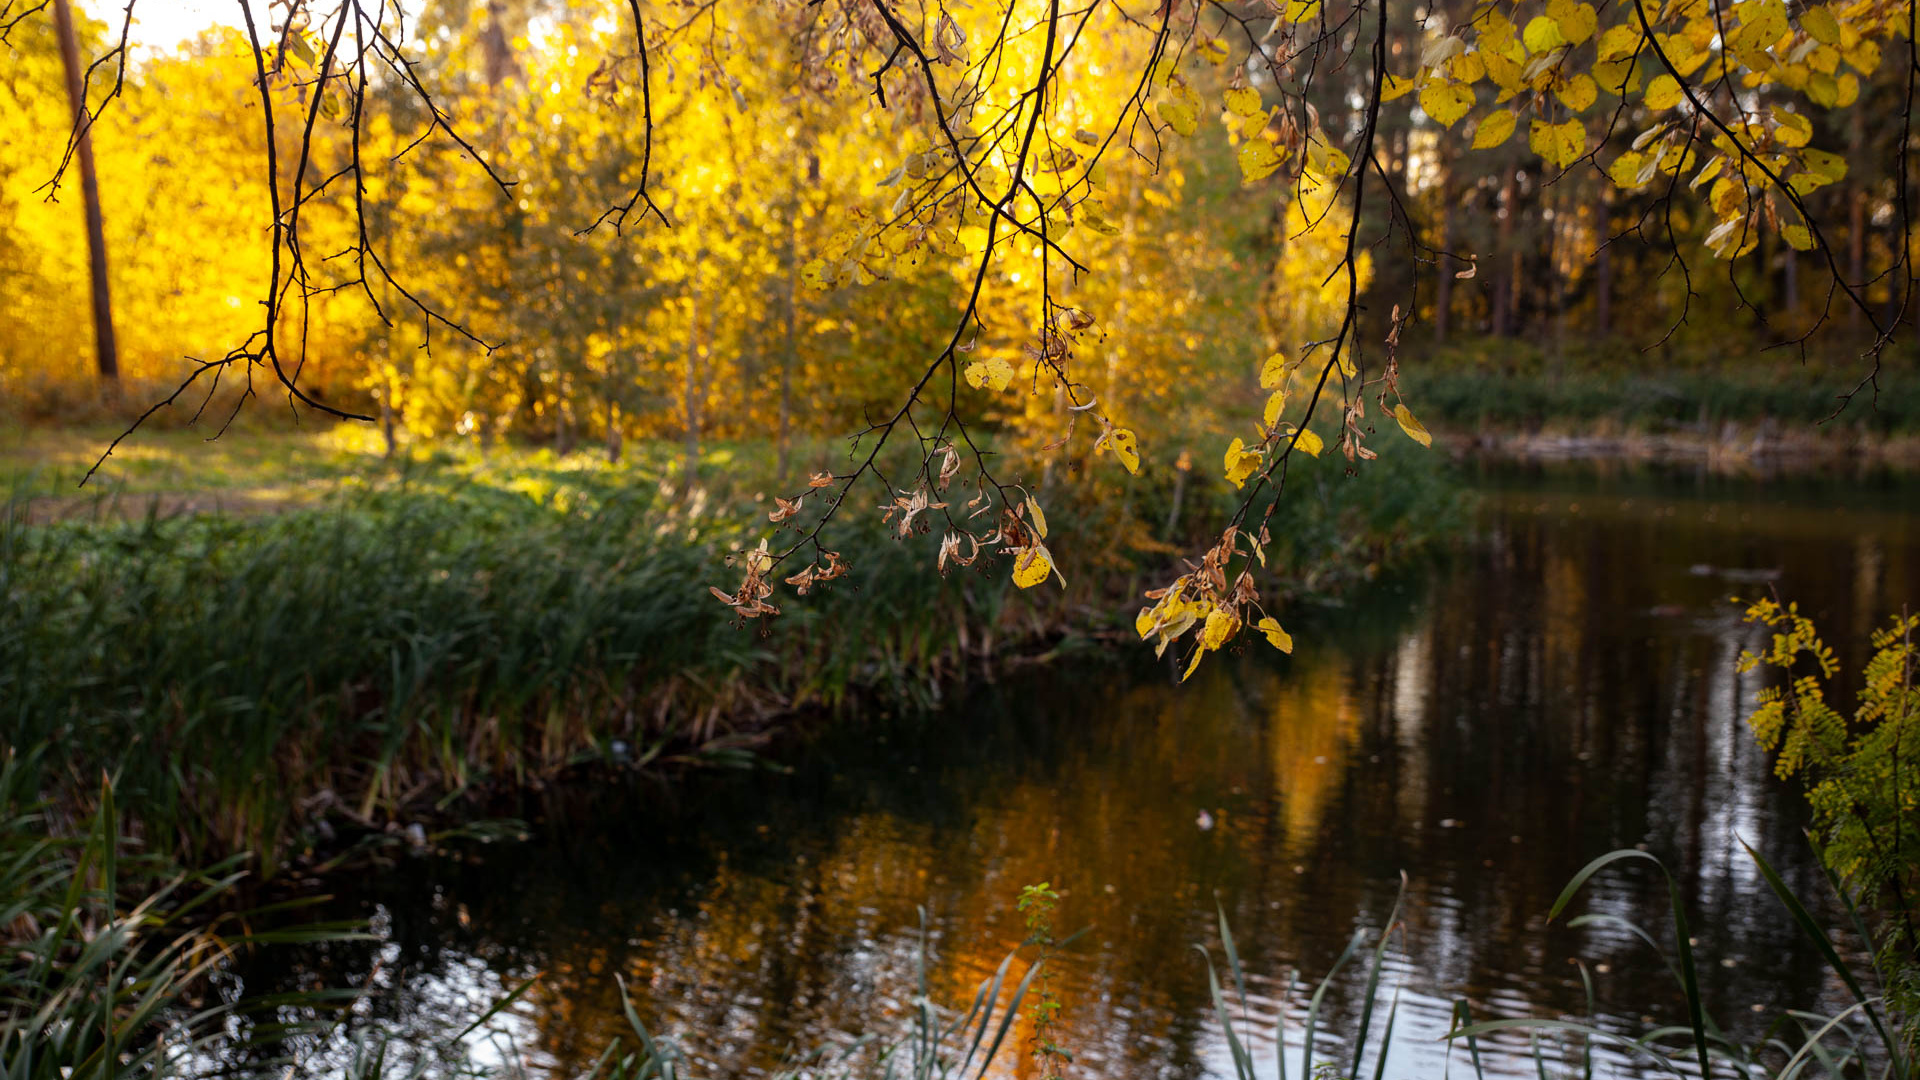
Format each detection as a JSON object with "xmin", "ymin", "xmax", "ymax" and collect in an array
[
  {"xmin": 1438, "ymin": 422, "xmax": 1920, "ymax": 468},
  {"xmin": 6, "ymin": 456, "xmax": 1467, "ymax": 882}
]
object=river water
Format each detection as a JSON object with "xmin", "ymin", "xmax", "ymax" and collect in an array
[{"xmin": 264, "ymin": 460, "xmax": 1920, "ymax": 1079}]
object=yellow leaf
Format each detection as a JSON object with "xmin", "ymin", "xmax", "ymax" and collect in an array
[
  {"xmin": 1422, "ymin": 35, "xmax": 1468, "ymax": 68},
  {"xmin": 1238, "ymin": 139, "xmax": 1288, "ymax": 183},
  {"xmin": 1772, "ymin": 108, "xmax": 1812, "ymax": 148},
  {"xmin": 1844, "ymin": 39, "xmax": 1880, "ymax": 76},
  {"xmin": 1256, "ymin": 616, "xmax": 1294, "ymax": 653},
  {"xmin": 1836, "ymin": 72, "xmax": 1860, "ymax": 107},
  {"xmin": 1472, "ymin": 110, "xmax": 1517, "ymax": 148},
  {"xmin": 1012, "ymin": 547, "xmax": 1052, "ymax": 589},
  {"xmin": 1380, "ymin": 71, "xmax": 1418, "ymax": 101},
  {"xmin": 1196, "ymin": 36, "xmax": 1230, "ymax": 64},
  {"xmin": 1555, "ymin": 73, "xmax": 1599, "ymax": 112},
  {"xmin": 1082, "ymin": 203, "xmax": 1121, "ymax": 235},
  {"xmin": 1109, "ymin": 428, "xmax": 1141, "ymax": 474},
  {"xmin": 1305, "ymin": 143, "xmax": 1351, "ymax": 181},
  {"xmin": 1689, "ymin": 154, "xmax": 1725, "ymax": 189},
  {"xmin": 1791, "ymin": 147, "xmax": 1847, "ymax": 194},
  {"xmin": 1644, "ymin": 73, "xmax": 1684, "ymax": 109},
  {"xmin": 1548, "ymin": 0, "xmax": 1599, "ymax": 44},
  {"xmin": 1592, "ymin": 56, "xmax": 1643, "ymax": 94},
  {"xmin": 1420, "ymin": 80, "xmax": 1477, "ymax": 127},
  {"xmin": 1158, "ymin": 100, "xmax": 1198, "ymax": 136},
  {"xmin": 1733, "ymin": 0, "xmax": 1789, "ymax": 51},
  {"xmin": 1224, "ymin": 438, "xmax": 1261, "ymax": 488},
  {"xmin": 1393, "ymin": 403, "xmax": 1433, "ymax": 448},
  {"xmin": 1528, "ymin": 118, "xmax": 1587, "ymax": 168},
  {"xmin": 1801, "ymin": 4, "xmax": 1840, "ymax": 44},
  {"xmin": 1804, "ymin": 148, "xmax": 1848, "ymax": 182},
  {"xmin": 1484, "ymin": 52, "xmax": 1526, "ymax": 95},
  {"xmin": 1449, "ymin": 51, "xmax": 1487, "ymax": 84},
  {"xmin": 1294, "ymin": 427, "xmax": 1325, "ymax": 458},
  {"xmin": 1223, "ymin": 86, "xmax": 1263, "ymax": 116},
  {"xmin": 1135, "ymin": 606, "xmax": 1157, "ymax": 638},
  {"xmin": 1806, "ymin": 71, "xmax": 1838, "ymax": 107},
  {"xmin": 964, "ymin": 357, "xmax": 1014, "ymax": 391},
  {"xmin": 800, "ymin": 259, "xmax": 832, "ymax": 289},
  {"xmin": 1263, "ymin": 389, "xmax": 1289, "ymax": 430},
  {"xmin": 1781, "ymin": 223, "xmax": 1814, "ymax": 251},
  {"xmin": 1259, "ymin": 351, "xmax": 1289, "ymax": 389},
  {"xmin": 1523, "ymin": 15, "xmax": 1568, "ymax": 52},
  {"xmin": 1710, "ymin": 175, "xmax": 1745, "ymax": 219},
  {"xmin": 1596, "ymin": 24, "xmax": 1641, "ymax": 60},
  {"xmin": 1705, "ymin": 215, "xmax": 1757, "ymax": 259},
  {"xmin": 1025, "ymin": 495, "xmax": 1048, "ymax": 539},
  {"xmin": 1284, "ymin": 0, "xmax": 1320, "ymax": 21},
  {"xmin": 1200, "ymin": 608, "xmax": 1240, "ymax": 650},
  {"xmin": 1181, "ymin": 642, "xmax": 1208, "ymax": 681}
]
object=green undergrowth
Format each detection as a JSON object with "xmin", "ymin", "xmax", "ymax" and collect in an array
[
  {"xmin": 1, "ymin": 431, "xmax": 1464, "ymax": 873},
  {"xmin": 1400, "ymin": 336, "xmax": 1920, "ymax": 439}
]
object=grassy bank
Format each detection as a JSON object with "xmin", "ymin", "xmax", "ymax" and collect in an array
[
  {"xmin": 1399, "ymin": 338, "xmax": 1920, "ymax": 461},
  {"xmin": 2, "ymin": 424, "xmax": 1464, "ymax": 872}
]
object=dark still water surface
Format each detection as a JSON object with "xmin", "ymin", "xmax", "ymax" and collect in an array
[{"xmin": 268, "ymin": 462, "xmax": 1920, "ymax": 1079}]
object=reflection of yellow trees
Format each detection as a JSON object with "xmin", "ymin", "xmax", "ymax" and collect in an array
[
  {"xmin": 1540, "ymin": 545, "xmax": 1590, "ymax": 704},
  {"xmin": 476, "ymin": 650, "xmax": 1375, "ymax": 1077},
  {"xmin": 1255, "ymin": 657, "xmax": 1364, "ymax": 852}
]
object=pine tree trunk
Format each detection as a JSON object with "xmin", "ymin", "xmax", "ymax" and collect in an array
[
  {"xmin": 1594, "ymin": 189, "xmax": 1612, "ymax": 336},
  {"xmin": 1492, "ymin": 164, "xmax": 1517, "ymax": 337},
  {"xmin": 53, "ymin": 0, "xmax": 118, "ymax": 386},
  {"xmin": 777, "ymin": 219, "xmax": 797, "ymax": 484},
  {"xmin": 1784, "ymin": 245, "xmax": 1799, "ymax": 316},
  {"xmin": 1849, "ymin": 109, "xmax": 1866, "ymax": 331},
  {"xmin": 1434, "ymin": 163, "xmax": 1453, "ymax": 343},
  {"xmin": 380, "ymin": 376, "xmax": 397, "ymax": 459},
  {"xmin": 681, "ymin": 282, "xmax": 703, "ymax": 491}
]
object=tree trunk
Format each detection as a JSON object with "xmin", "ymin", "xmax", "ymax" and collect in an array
[
  {"xmin": 380, "ymin": 375, "xmax": 397, "ymax": 459},
  {"xmin": 1594, "ymin": 189, "xmax": 1612, "ymax": 336},
  {"xmin": 1547, "ymin": 189, "xmax": 1564, "ymax": 368},
  {"xmin": 1491, "ymin": 164, "xmax": 1517, "ymax": 337},
  {"xmin": 1433, "ymin": 164, "xmax": 1453, "ymax": 343},
  {"xmin": 481, "ymin": 0, "xmax": 518, "ymax": 86},
  {"xmin": 53, "ymin": 0, "xmax": 118, "ymax": 386},
  {"xmin": 777, "ymin": 218, "xmax": 798, "ymax": 484},
  {"xmin": 606, "ymin": 400, "xmax": 622, "ymax": 464},
  {"xmin": 1783, "ymin": 245, "xmax": 1799, "ymax": 316},
  {"xmin": 1849, "ymin": 109, "xmax": 1866, "ymax": 331},
  {"xmin": 681, "ymin": 282, "xmax": 703, "ymax": 490},
  {"xmin": 555, "ymin": 393, "xmax": 573, "ymax": 456}
]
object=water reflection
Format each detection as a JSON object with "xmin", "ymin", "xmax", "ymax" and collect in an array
[{"xmin": 263, "ymin": 462, "xmax": 1919, "ymax": 1079}]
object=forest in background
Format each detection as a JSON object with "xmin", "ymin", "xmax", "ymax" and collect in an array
[{"xmin": 2, "ymin": 0, "xmax": 1912, "ymax": 472}]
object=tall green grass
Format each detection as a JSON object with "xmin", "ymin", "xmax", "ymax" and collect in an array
[
  {"xmin": 2, "ymin": 443, "xmax": 1465, "ymax": 871},
  {"xmin": 0, "ymin": 480, "xmax": 1008, "ymax": 869},
  {"xmin": 0, "ymin": 754, "xmax": 361, "ymax": 1079},
  {"xmin": 1185, "ymin": 849, "xmax": 1913, "ymax": 1080}
]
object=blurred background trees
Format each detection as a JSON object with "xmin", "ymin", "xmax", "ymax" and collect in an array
[{"xmin": 0, "ymin": 0, "xmax": 1908, "ymax": 461}]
